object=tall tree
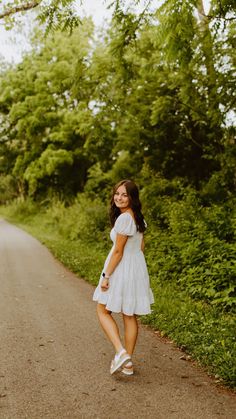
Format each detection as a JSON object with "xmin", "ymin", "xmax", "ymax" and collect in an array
[
  {"xmin": 0, "ymin": 1, "xmax": 235, "ymax": 199},
  {"xmin": 0, "ymin": 19, "xmax": 95, "ymax": 197}
]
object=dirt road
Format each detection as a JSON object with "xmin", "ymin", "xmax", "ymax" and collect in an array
[{"xmin": 0, "ymin": 219, "xmax": 235, "ymax": 419}]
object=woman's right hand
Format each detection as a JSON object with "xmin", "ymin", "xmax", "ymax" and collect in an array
[{"xmin": 101, "ymin": 278, "xmax": 109, "ymax": 292}]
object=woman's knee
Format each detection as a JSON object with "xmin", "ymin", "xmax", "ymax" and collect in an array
[
  {"xmin": 97, "ymin": 303, "xmax": 111, "ymax": 316},
  {"xmin": 123, "ymin": 314, "xmax": 137, "ymax": 323}
]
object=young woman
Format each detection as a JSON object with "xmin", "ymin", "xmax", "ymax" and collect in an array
[{"xmin": 93, "ymin": 180, "xmax": 154, "ymax": 375}]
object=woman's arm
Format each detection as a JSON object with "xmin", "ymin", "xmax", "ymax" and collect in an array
[
  {"xmin": 141, "ymin": 236, "xmax": 145, "ymax": 252},
  {"xmin": 101, "ymin": 234, "xmax": 128, "ymax": 291},
  {"xmin": 105, "ymin": 234, "xmax": 128, "ymax": 276}
]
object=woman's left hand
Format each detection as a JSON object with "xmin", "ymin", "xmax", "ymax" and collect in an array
[{"xmin": 101, "ymin": 278, "xmax": 109, "ymax": 292}]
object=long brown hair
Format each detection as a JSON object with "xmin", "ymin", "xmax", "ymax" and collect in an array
[{"xmin": 109, "ymin": 180, "xmax": 146, "ymax": 232}]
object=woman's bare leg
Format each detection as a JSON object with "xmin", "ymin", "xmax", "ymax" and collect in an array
[
  {"xmin": 97, "ymin": 303, "xmax": 123, "ymax": 353},
  {"xmin": 122, "ymin": 314, "xmax": 138, "ymax": 356}
]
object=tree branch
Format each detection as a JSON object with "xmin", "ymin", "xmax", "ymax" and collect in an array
[
  {"xmin": 205, "ymin": 14, "xmax": 236, "ymax": 21},
  {"xmin": 0, "ymin": 1, "xmax": 42, "ymax": 20}
]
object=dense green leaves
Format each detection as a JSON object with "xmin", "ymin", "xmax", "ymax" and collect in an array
[
  {"xmin": 0, "ymin": 20, "xmax": 94, "ymax": 197},
  {"xmin": 0, "ymin": 0, "xmax": 81, "ymax": 33}
]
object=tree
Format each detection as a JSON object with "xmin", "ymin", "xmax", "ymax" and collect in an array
[
  {"xmin": 0, "ymin": 0, "xmax": 235, "ymax": 199},
  {"xmin": 94, "ymin": 0, "xmax": 235, "ymax": 187},
  {"xmin": 0, "ymin": 19, "xmax": 95, "ymax": 198},
  {"xmin": 0, "ymin": 0, "xmax": 80, "ymax": 32}
]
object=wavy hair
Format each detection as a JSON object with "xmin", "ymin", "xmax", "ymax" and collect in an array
[{"xmin": 109, "ymin": 180, "xmax": 146, "ymax": 233}]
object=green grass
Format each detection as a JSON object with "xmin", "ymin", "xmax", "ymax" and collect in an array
[{"xmin": 0, "ymin": 203, "xmax": 235, "ymax": 389}]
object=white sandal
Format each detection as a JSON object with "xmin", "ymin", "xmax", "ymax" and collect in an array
[
  {"xmin": 121, "ymin": 361, "xmax": 134, "ymax": 376},
  {"xmin": 110, "ymin": 349, "xmax": 131, "ymax": 375}
]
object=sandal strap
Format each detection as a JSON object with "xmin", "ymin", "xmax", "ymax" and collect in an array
[
  {"xmin": 110, "ymin": 351, "xmax": 131, "ymax": 374},
  {"xmin": 124, "ymin": 361, "xmax": 133, "ymax": 368}
]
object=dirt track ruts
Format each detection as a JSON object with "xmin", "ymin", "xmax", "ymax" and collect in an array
[{"xmin": 0, "ymin": 218, "xmax": 235, "ymax": 419}]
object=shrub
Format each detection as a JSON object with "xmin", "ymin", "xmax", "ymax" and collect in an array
[
  {"xmin": 0, "ymin": 175, "xmax": 18, "ymax": 204},
  {"xmin": 0, "ymin": 196, "xmax": 38, "ymax": 220},
  {"xmin": 143, "ymin": 189, "xmax": 236, "ymax": 312},
  {"xmin": 45, "ymin": 194, "xmax": 110, "ymax": 244}
]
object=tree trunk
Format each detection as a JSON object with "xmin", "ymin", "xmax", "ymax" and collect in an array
[{"xmin": 196, "ymin": 0, "xmax": 219, "ymax": 109}]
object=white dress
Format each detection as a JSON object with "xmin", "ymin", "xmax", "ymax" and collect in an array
[{"xmin": 93, "ymin": 212, "xmax": 154, "ymax": 315}]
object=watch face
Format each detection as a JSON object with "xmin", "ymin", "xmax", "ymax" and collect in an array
[{"xmin": 102, "ymin": 272, "xmax": 105, "ymax": 277}]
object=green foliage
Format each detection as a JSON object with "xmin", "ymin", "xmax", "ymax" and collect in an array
[
  {"xmin": 84, "ymin": 163, "xmax": 113, "ymax": 200},
  {"xmin": 38, "ymin": 1, "xmax": 81, "ymax": 35},
  {"xmin": 44, "ymin": 194, "xmax": 110, "ymax": 243},
  {"xmin": 1, "ymin": 3, "xmax": 235, "ymax": 195},
  {"xmin": 142, "ymin": 181, "xmax": 236, "ymax": 311},
  {"xmin": 0, "ymin": 1, "xmax": 81, "ymax": 34},
  {"xmin": 24, "ymin": 148, "xmax": 74, "ymax": 195},
  {"xmin": 0, "ymin": 20, "xmax": 94, "ymax": 198},
  {"xmin": 108, "ymin": 150, "xmax": 142, "ymax": 183},
  {"xmin": 0, "ymin": 174, "xmax": 18, "ymax": 203},
  {"xmin": 0, "ymin": 197, "xmax": 38, "ymax": 220}
]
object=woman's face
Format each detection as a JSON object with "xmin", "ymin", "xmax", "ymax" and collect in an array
[{"xmin": 114, "ymin": 184, "xmax": 130, "ymax": 211}]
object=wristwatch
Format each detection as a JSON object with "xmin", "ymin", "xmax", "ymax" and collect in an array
[{"xmin": 102, "ymin": 272, "xmax": 110, "ymax": 279}]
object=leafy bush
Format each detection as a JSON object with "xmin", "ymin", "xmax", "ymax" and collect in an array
[
  {"xmin": 0, "ymin": 175, "xmax": 18, "ymax": 204},
  {"xmin": 45, "ymin": 194, "xmax": 110, "ymax": 244},
  {"xmin": 0, "ymin": 196, "xmax": 38, "ymax": 219},
  {"xmin": 143, "ymin": 184, "xmax": 236, "ymax": 311}
]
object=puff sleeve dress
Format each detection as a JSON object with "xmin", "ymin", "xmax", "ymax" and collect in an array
[{"xmin": 93, "ymin": 212, "xmax": 154, "ymax": 315}]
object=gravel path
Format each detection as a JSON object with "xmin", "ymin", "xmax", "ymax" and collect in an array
[{"xmin": 0, "ymin": 219, "xmax": 235, "ymax": 419}]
